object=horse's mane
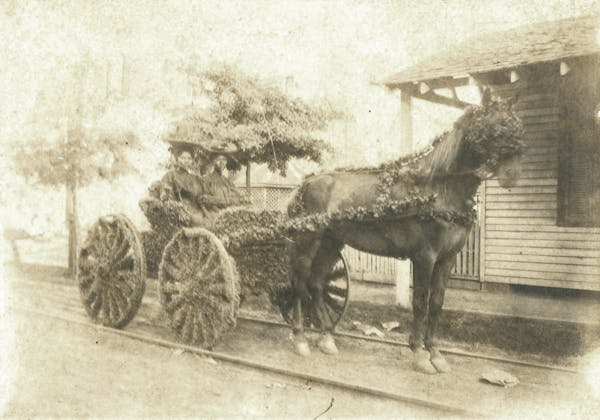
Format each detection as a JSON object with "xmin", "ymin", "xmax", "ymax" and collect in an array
[{"xmin": 332, "ymin": 121, "xmax": 466, "ymax": 179}]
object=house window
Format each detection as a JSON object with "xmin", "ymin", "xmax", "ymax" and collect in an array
[{"xmin": 557, "ymin": 58, "xmax": 600, "ymax": 227}]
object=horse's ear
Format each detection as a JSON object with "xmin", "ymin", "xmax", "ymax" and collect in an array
[
  {"xmin": 481, "ymin": 88, "xmax": 492, "ymax": 106},
  {"xmin": 507, "ymin": 92, "xmax": 520, "ymax": 109}
]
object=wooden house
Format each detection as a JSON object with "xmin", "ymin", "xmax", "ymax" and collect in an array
[{"xmin": 383, "ymin": 15, "xmax": 600, "ymax": 291}]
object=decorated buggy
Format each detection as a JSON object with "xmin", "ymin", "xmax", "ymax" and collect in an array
[
  {"xmin": 76, "ymin": 139, "xmax": 351, "ymax": 349},
  {"xmin": 78, "ymin": 85, "xmax": 525, "ymax": 374}
]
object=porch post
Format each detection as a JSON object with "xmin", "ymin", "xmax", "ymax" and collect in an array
[{"xmin": 395, "ymin": 88, "xmax": 413, "ymax": 308}]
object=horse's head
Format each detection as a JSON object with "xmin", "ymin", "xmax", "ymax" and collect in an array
[{"xmin": 458, "ymin": 89, "xmax": 525, "ymax": 187}]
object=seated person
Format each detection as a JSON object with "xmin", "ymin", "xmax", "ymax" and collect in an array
[
  {"xmin": 201, "ymin": 154, "xmax": 249, "ymax": 210},
  {"xmin": 158, "ymin": 149, "xmax": 207, "ymax": 225}
]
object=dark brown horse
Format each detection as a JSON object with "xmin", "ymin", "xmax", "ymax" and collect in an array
[{"xmin": 287, "ymin": 90, "xmax": 524, "ymax": 374}]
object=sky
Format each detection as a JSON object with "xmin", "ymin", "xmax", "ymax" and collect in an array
[{"xmin": 1, "ymin": 0, "xmax": 600, "ymax": 234}]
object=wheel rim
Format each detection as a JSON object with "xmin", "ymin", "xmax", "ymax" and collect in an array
[
  {"xmin": 159, "ymin": 228, "xmax": 240, "ymax": 348},
  {"xmin": 322, "ymin": 252, "xmax": 350, "ymax": 329},
  {"xmin": 281, "ymin": 250, "xmax": 350, "ymax": 330},
  {"xmin": 78, "ymin": 215, "xmax": 146, "ymax": 328}
]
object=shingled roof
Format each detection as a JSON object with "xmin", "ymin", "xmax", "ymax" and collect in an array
[{"xmin": 384, "ymin": 14, "xmax": 600, "ymax": 87}]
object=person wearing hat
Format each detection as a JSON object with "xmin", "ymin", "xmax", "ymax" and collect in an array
[
  {"xmin": 198, "ymin": 153, "xmax": 249, "ymax": 223},
  {"xmin": 158, "ymin": 149, "xmax": 207, "ymax": 224}
]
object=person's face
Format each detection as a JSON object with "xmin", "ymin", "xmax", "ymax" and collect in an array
[
  {"xmin": 177, "ymin": 151, "xmax": 193, "ymax": 169},
  {"xmin": 214, "ymin": 155, "xmax": 227, "ymax": 172}
]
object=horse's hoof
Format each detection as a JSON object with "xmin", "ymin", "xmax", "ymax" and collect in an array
[
  {"xmin": 318, "ymin": 333, "xmax": 338, "ymax": 355},
  {"xmin": 430, "ymin": 349, "xmax": 451, "ymax": 373},
  {"xmin": 413, "ymin": 349, "xmax": 437, "ymax": 375},
  {"xmin": 294, "ymin": 339, "xmax": 311, "ymax": 357}
]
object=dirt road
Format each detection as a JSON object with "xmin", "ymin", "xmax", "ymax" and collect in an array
[{"xmin": 3, "ymin": 265, "xmax": 600, "ymax": 418}]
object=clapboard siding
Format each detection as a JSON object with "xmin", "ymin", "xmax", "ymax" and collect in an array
[
  {"xmin": 486, "ymin": 246, "xmax": 600, "ymax": 258},
  {"xmin": 486, "ymin": 253, "xmax": 600, "ymax": 266},
  {"xmin": 486, "ymin": 217, "xmax": 556, "ymax": 226},
  {"xmin": 486, "ymin": 238, "xmax": 600, "ymax": 250},
  {"xmin": 485, "ymin": 275, "xmax": 600, "ymax": 291},
  {"xmin": 486, "ymin": 224, "xmax": 600, "ymax": 234},
  {"xmin": 484, "ymin": 78, "xmax": 600, "ymax": 291}
]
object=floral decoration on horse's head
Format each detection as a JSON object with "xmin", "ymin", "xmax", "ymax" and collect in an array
[{"xmin": 458, "ymin": 91, "xmax": 525, "ymax": 171}]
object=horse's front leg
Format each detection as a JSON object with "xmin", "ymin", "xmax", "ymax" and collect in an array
[
  {"xmin": 290, "ymin": 235, "xmax": 322, "ymax": 356},
  {"xmin": 410, "ymin": 252, "xmax": 437, "ymax": 374},
  {"xmin": 308, "ymin": 236, "xmax": 344, "ymax": 355},
  {"xmin": 425, "ymin": 255, "xmax": 455, "ymax": 373}
]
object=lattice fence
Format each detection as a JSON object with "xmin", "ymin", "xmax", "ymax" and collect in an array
[{"xmin": 241, "ymin": 185, "xmax": 297, "ymax": 211}]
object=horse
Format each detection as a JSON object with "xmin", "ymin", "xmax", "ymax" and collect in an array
[{"xmin": 287, "ymin": 89, "xmax": 525, "ymax": 374}]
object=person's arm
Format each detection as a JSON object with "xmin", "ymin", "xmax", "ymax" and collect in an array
[{"xmin": 199, "ymin": 177, "xmax": 230, "ymax": 208}]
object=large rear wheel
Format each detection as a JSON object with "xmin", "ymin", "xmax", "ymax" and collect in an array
[
  {"xmin": 78, "ymin": 215, "xmax": 146, "ymax": 328},
  {"xmin": 159, "ymin": 228, "xmax": 240, "ymax": 349}
]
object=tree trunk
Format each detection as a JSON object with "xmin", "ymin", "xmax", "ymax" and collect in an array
[
  {"xmin": 245, "ymin": 163, "xmax": 252, "ymax": 203},
  {"xmin": 65, "ymin": 178, "xmax": 78, "ymax": 277}
]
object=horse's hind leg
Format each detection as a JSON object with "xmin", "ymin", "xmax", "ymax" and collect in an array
[
  {"xmin": 308, "ymin": 235, "xmax": 344, "ymax": 355},
  {"xmin": 290, "ymin": 233, "xmax": 322, "ymax": 356},
  {"xmin": 426, "ymin": 255, "xmax": 455, "ymax": 373},
  {"xmin": 410, "ymin": 252, "xmax": 437, "ymax": 374}
]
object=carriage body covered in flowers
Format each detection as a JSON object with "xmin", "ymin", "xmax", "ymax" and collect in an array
[{"xmin": 76, "ymin": 146, "xmax": 351, "ymax": 349}]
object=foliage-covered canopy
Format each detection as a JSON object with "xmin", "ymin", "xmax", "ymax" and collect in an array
[{"xmin": 166, "ymin": 64, "xmax": 340, "ymax": 175}]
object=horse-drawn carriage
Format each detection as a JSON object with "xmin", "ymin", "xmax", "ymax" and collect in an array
[
  {"xmin": 79, "ymin": 90, "xmax": 525, "ymax": 373},
  {"xmin": 76, "ymin": 142, "xmax": 351, "ymax": 349}
]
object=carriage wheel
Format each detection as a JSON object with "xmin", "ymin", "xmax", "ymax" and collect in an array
[
  {"xmin": 281, "ymin": 251, "xmax": 350, "ymax": 330},
  {"xmin": 159, "ymin": 227, "xmax": 240, "ymax": 349},
  {"xmin": 78, "ymin": 214, "xmax": 146, "ymax": 328}
]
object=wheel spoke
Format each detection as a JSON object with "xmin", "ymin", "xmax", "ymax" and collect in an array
[
  {"xmin": 118, "ymin": 271, "xmax": 139, "ymax": 290},
  {"xmin": 110, "ymin": 287, "xmax": 129, "ymax": 318},
  {"xmin": 112, "ymin": 276, "xmax": 134, "ymax": 297},
  {"xmin": 164, "ymin": 294, "xmax": 186, "ymax": 314},
  {"xmin": 192, "ymin": 311, "xmax": 204, "ymax": 344},
  {"xmin": 172, "ymin": 305, "xmax": 187, "ymax": 331},
  {"xmin": 322, "ymin": 300, "xmax": 335, "ymax": 326},
  {"xmin": 324, "ymin": 294, "xmax": 344, "ymax": 314},
  {"xmin": 202, "ymin": 250, "xmax": 217, "ymax": 273},
  {"xmin": 326, "ymin": 267, "xmax": 346, "ymax": 281},
  {"xmin": 200, "ymin": 311, "xmax": 216, "ymax": 346},
  {"xmin": 162, "ymin": 262, "xmax": 185, "ymax": 282},
  {"xmin": 112, "ymin": 239, "xmax": 131, "ymax": 263},
  {"xmin": 98, "ymin": 222, "xmax": 113, "ymax": 250},
  {"xmin": 114, "ymin": 254, "xmax": 134, "ymax": 271},
  {"xmin": 107, "ymin": 289, "xmax": 120, "ymax": 324},
  {"xmin": 88, "ymin": 294, "xmax": 102, "ymax": 318},
  {"xmin": 78, "ymin": 270, "xmax": 96, "ymax": 288},
  {"xmin": 326, "ymin": 284, "xmax": 348, "ymax": 298},
  {"xmin": 83, "ymin": 287, "xmax": 98, "ymax": 306},
  {"xmin": 109, "ymin": 225, "xmax": 124, "ymax": 252},
  {"xmin": 161, "ymin": 281, "xmax": 183, "ymax": 295},
  {"xmin": 100, "ymin": 289, "xmax": 111, "ymax": 322},
  {"xmin": 200, "ymin": 262, "xmax": 221, "ymax": 284},
  {"xmin": 180, "ymin": 308, "xmax": 194, "ymax": 343}
]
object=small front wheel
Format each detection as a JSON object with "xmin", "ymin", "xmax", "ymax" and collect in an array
[{"xmin": 281, "ymin": 250, "xmax": 350, "ymax": 330}]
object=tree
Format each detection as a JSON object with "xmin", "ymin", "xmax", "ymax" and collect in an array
[
  {"xmin": 166, "ymin": 64, "xmax": 340, "ymax": 178},
  {"xmin": 12, "ymin": 63, "xmax": 142, "ymax": 276}
]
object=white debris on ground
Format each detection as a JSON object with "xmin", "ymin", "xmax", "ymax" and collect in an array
[
  {"xmin": 480, "ymin": 369, "xmax": 519, "ymax": 387},
  {"xmin": 381, "ymin": 321, "xmax": 400, "ymax": 332},
  {"xmin": 352, "ymin": 321, "xmax": 385, "ymax": 338}
]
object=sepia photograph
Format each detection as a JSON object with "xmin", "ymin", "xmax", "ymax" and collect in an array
[{"xmin": 1, "ymin": 0, "xmax": 600, "ymax": 417}]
